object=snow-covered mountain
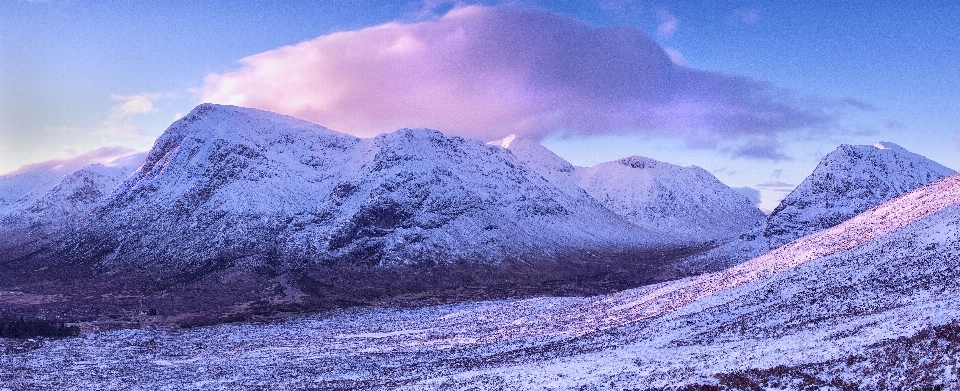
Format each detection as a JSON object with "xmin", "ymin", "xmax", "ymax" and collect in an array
[
  {"xmin": 10, "ymin": 173, "xmax": 960, "ymax": 389},
  {"xmin": 69, "ymin": 104, "xmax": 669, "ymax": 270},
  {"xmin": 682, "ymin": 141, "xmax": 955, "ymax": 273},
  {"xmin": 0, "ymin": 155, "xmax": 144, "ymax": 228},
  {"xmin": 490, "ymin": 134, "xmax": 765, "ymax": 243},
  {"xmin": 0, "ymin": 149, "xmax": 143, "ymax": 212},
  {"xmin": 764, "ymin": 141, "xmax": 955, "ymax": 247},
  {"xmin": 0, "ymin": 153, "xmax": 145, "ymax": 258},
  {"xmin": 575, "ymin": 156, "xmax": 764, "ymax": 242}
]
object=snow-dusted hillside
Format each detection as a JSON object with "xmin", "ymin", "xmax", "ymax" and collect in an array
[
  {"xmin": 682, "ymin": 141, "xmax": 955, "ymax": 273},
  {"xmin": 491, "ymin": 134, "xmax": 764, "ymax": 243},
  {"xmin": 765, "ymin": 141, "xmax": 955, "ymax": 247},
  {"xmin": 576, "ymin": 156, "xmax": 764, "ymax": 242},
  {"xmin": 7, "ymin": 173, "xmax": 960, "ymax": 389},
  {"xmin": 0, "ymin": 153, "xmax": 144, "ymax": 258},
  {"xmin": 0, "ymin": 155, "xmax": 144, "ymax": 229},
  {"xmin": 71, "ymin": 104, "xmax": 668, "ymax": 269}
]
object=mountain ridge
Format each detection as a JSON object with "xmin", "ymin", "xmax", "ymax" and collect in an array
[
  {"xmin": 490, "ymin": 134, "xmax": 766, "ymax": 243},
  {"xmin": 69, "ymin": 104, "xmax": 672, "ymax": 270}
]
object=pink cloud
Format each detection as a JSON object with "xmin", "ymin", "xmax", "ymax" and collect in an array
[
  {"xmin": 201, "ymin": 6, "xmax": 829, "ymax": 145},
  {"xmin": 2, "ymin": 146, "xmax": 141, "ymax": 177}
]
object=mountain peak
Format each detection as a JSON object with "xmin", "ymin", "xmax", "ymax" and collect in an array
[
  {"xmin": 488, "ymin": 134, "xmax": 519, "ymax": 148},
  {"xmin": 578, "ymin": 156, "xmax": 764, "ymax": 242},
  {"xmin": 873, "ymin": 141, "xmax": 905, "ymax": 151},
  {"xmin": 765, "ymin": 141, "xmax": 955, "ymax": 247},
  {"xmin": 615, "ymin": 156, "xmax": 664, "ymax": 170},
  {"xmin": 174, "ymin": 103, "xmax": 340, "ymax": 135}
]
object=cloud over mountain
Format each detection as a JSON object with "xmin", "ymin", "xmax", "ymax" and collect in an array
[{"xmin": 202, "ymin": 6, "xmax": 829, "ymax": 144}]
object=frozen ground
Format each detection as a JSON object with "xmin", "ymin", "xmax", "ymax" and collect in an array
[{"xmin": 3, "ymin": 174, "xmax": 960, "ymax": 390}]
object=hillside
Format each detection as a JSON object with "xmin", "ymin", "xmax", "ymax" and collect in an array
[
  {"xmin": 6, "ymin": 173, "xmax": 960, "ymax": 389},
  {"xmin": 682, "ymin": 141, "xmax": 955, "ymax": 273},
  {"xmin": 491, "ymin": 134, "xmax": 765, "ymax": 243}
]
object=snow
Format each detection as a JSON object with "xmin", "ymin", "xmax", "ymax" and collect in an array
[
  {"xmin": 683, "ymin": 141, "xmax": 956, "ymax": 274},
  {"xmin": 0, "ymin": 153, "xmax": 146, "ymax": 255},
  {"xmin": 3, "ymin": 105, "xmax": 960, "ymax": 388},
  {"xmin": 489, "ymin": 134, "xmax": 765, "ymax": 243},
  {"xmin": 67, "ymin": 104, "xmax": 672, "ymax": 269},
  {"xmin": 5, "ymin": 173, "xmax": 959, "ymax": 389},
  {"xmin": 765, "ymin": 142, "xmax": 955, "ymax": 248}
]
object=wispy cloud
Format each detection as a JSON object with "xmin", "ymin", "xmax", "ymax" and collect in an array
[
  {"xmin": 730, "ymin": 138, "xmax": 792, "ymax": 161},
  {"xmin": 841, "ymin": 97, "xmax": 877, "ymax": 112},
  {"xmin": 2, "ymin": 146, "xmax": 141, "ymax": 177},
  {"xmin": 662, "ymin": 47, "xmax": 687, "ymax": 66},
  {"xmin": 101, "ymin": 92, "xmax": 173, "ymax": 139},
  {"xmin": 755, "ymin": 180, "xmax": 794, "ymax": 189},
  {"xmin": 732, "ymin": 186, "xmax": 761, "ymax": 207},
  {"xmin": 109, "ymin": 93, "xmax": 162, "ymax": 120},
  {"xmin": 732, "ymin": 8, "xmax": 759, "ymax": 24},
  {"xmin": 201, "ymin": 5, "xmax": 835, "ymax": 146},
  {"xmin": 655, "ymin": 7, "xmax": 678, "ymax": 38}
]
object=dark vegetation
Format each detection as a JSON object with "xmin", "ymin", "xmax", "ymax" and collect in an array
[
  {"xmin": 0, "ymin": 317, "xmax": 80, "ymax": 339},
  {"xmin": 0, "ymin": 244, "xmax": 709, "ymax": 331}
]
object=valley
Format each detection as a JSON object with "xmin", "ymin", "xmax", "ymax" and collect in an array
[{"xmin": 0, "ymin": 104, "xmax": 957, "ymax": 389}]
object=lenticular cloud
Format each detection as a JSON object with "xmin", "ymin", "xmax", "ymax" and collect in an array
[{"xmin": 201, "ymin": 6, "xmax": 826, "ymax": 142}]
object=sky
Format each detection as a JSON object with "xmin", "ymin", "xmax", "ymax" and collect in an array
[{"xmin": 1, "ymin": 0, "xmax": 958, "ymax": 212}]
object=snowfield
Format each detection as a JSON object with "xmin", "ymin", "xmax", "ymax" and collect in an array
[{"xmin": 4, "ymin": 174, "xmax": 960, "ymax": 390}]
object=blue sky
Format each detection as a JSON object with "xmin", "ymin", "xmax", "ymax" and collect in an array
[{"xmin": 2, "ymin": 0, "xmax": 958, "ymax": 211}]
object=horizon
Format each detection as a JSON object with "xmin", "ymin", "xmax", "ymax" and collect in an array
[{"xmin": 2, "ymin": 1, "xmax": 958, "ymax": 212}]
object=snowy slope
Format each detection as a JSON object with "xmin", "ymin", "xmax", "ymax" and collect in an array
[
  {"xmin": 486, "ymin": 134, "xmax": 583, "ymax": 199},
  {"xmin": 765, "ymin": 141, "xmax": 954, "ymax": 247},
  {"xmin": 8, "ymin": 173, "xmax": 960, "ymax": 389},
  {"xmin": 0, "ymin": 153, "xmax": 145, "ymax": 259},
  {"xmin": 0, "ymin": 155, "xmax": 144, "ymax": 229},
  {"xmin": 575, "ymin": 156, "xmax": 764, "ymax": 242},
  {"xmin": 682, "ymin": 141, "xmax": 955, "ymax": 273},
  {"xmin": 71, "ymin": 104, "xmax": 669, "ymax": 269},
  {"xmin": 491, "ymin": 134, "xmax": 764, "ymax": 243},
  {"xmin": 0, "ymin": 161, "xmax": 100, "ymax": 213}
]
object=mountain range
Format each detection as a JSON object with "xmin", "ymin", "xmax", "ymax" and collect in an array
[
  {"xmin": 5, "ymin": 166, "xmax": 959, "ymax": 389},
  {"xmin": 490, "ymin": 134, "xmax": 766, "ymax": 243},
  {"xmin": 2, "ymin": 104, "xmax": 959, "ymax": 388},
  {"xmin": 2, "ymin": 104, "xmax": 766, "ymax": 270},
  {"xmin": 0, "ymin": 103, "xmax": 954, "ymax": 329}
]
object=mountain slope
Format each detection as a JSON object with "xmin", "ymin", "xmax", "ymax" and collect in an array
[
  {"xmin": 71, "ymin": 104, "xmax": 669, "ymax": 270},
  {"xmin": 0, "ymin": 154, "xmax": 144, "ymax": 259},
  {"xmin": 9, "ymin": 173, "xmax": 960, "ymax": 390},
  {"xmin": 468, "ymin": 173, "xmax": 960, "ymax": 389},
  {"xmin": 764, "ymin": 141, "xmax": 955, "ymax": 247},
  {"xmin": 682, "ymin": 141, "xmax": 956, "ymax": 273},
  {"xmin": 575, "ymin": 156, "xmax": 764, "ymax": 242},
  {"xmin": 490, "ymin": 134, "xmax": 764, "ymax": 243}
]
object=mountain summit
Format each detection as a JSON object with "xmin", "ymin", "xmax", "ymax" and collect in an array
[{"xmin": 682, "ymin": 141, "xmax": 956, "ymax": 273}]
